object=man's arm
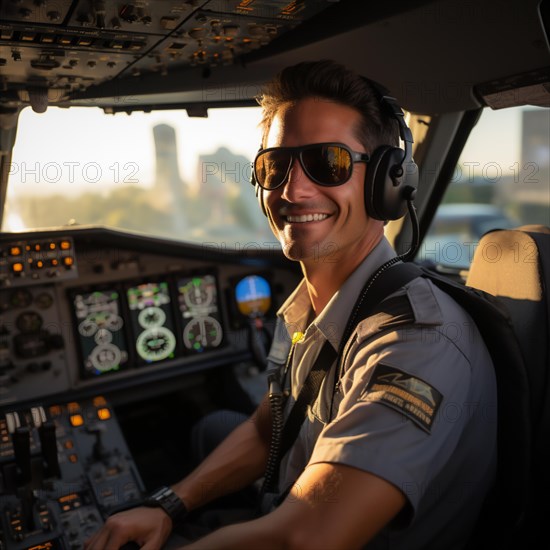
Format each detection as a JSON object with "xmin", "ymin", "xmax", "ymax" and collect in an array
[
  {"xmin": 180, "ymin": 461, "xmax": 406, "ymax": 550},
  {"xmin": 84, "ymin": 394, "xmax": 272, "ymax": 550}
]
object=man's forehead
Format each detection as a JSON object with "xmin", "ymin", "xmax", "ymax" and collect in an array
[{"xmin": 265, "ymin": 98, "xmax": 364, "ymax": 149}]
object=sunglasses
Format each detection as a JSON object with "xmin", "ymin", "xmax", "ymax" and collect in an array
[{"xmin": 253, "ymin": 142, "xmax": 370, "ymax": 190}]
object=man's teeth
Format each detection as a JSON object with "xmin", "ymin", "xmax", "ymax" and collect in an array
[{"xmin": 286, "ymin": 213, "xmax": 329, "ymax": 223}]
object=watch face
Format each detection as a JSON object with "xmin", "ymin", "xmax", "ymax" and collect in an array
[{"xmin": 146, "ymin": 487, "xmax": 187, "ymax": 522}]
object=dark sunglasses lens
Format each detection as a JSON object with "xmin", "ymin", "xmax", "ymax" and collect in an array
[
  {"xmin": 255, "ymin": 149, "xmax": 292, "ymax": 189},
  {"xmin": 302, "ymin": 145, "xmax": 352, "ymax": 185}
]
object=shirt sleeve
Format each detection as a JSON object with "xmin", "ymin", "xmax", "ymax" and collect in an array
[{"xmin": 308, "ymin": 322, "xmax": 475, "ymax": 520}]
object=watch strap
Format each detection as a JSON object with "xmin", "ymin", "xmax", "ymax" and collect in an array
[{"xmin": 143, "ymin": 486, "xmax": 188, "ymax": 524}]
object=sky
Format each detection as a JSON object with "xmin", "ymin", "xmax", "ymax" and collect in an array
[
  {"xmin": 8, "ymin": 105, "xmax": 264, "ymax": 196},
  {"xmin": 7, "ymin": 103, "xmax": 547, "ymax": 199}
]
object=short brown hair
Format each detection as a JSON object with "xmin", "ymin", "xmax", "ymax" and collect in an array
[{"xmin": 257, "ymin": 60, "xmax": 399, "ymax": 153}]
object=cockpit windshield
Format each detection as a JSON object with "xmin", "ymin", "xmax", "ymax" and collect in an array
[{"xmin": 3, "ymin": 105, "xmax": 277, "ymax": 249}]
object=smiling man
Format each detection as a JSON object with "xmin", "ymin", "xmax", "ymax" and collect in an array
[
  {"xmin": 259, "ymin": 96, "xmax": 384, "ymax": 314},
  {"xmin": 85, "ymin": 60, "xmax": 497, "ymax": 550}
]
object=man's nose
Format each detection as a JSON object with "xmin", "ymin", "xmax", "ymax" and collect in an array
[{"xmin": 280, "ymin": 158, "xmax": 316, "ymax": 202}]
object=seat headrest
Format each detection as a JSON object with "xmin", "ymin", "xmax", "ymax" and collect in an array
[{"xmin": 467, "ymin": 224, "xmax": 549, "ymax": 301}]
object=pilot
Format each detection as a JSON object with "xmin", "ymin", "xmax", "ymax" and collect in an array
[{"xmin": 85, "ymin": 60, "xmax": 497, "ymax": 550}]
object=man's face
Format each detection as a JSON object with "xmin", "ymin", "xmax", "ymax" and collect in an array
[{"xmin": 263, "ymin": 97, "xmax": 383, "ymax": 265}]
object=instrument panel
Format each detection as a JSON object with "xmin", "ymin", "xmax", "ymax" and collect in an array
[
  {"xmin": 0, "ymin": 228, "xmax": 299, "ymax": 408},
  {"xmin": 0, "ymin": 227, "xmax": 302, "ymax": 549},
  {"xmin": 0, "ymin": 396, "xmax": 144, "ymax": 549}
]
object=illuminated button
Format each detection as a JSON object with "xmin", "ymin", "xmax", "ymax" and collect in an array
[
  {"xmin": 11, "ymin": 262, "xmax": 24, "ymax": 273},
  {"xmin": 59, "ymin": 493, "xmax": 78, "ymax": 504},
  {"xmin": 64, "ymin": 439, "xmax": 74, "ymax": 449},
  {"xmin": 76, "ymin": 37, "xmax": 93, "ymax": 46},
  {"xmin": 34, "ymin": 244, "xmax": 41, "ymax": 252},
  {"xmin": 67, "ymin": 402, "xmax": 80, "ymax": 413},
  {"xmin": 59, "ymin": 240, "xmax": 71, "ymax": 250},
  {"xmin": 68, "ymin": 454, "xmax": 78, "ymax": 463},
  {"xmin": 9, "ymin": 246, "xmax": 22, "ymax": 256},
  {"xmin": 49, "ymin": 405, "xmax": 62, "ymax": 417},
  {"xmin": 49, "ymin": 242, "xmax": 56, "ymax": 250},
  {"xmin": 69, "ymin": 414, "xmax": 84, "ymax": 427},
  {"xmin": 50, "ymin": 259, "xmax": 59, "ymax": 267},
  {"xmin": 63, "ymin": 256, "xmax": 74, "ymax": 267},
  {"xmin": 128, "ymin": 42, "xmax": 146, "ymax": 51},
  {"xmin": 93, "ymin": 396, "xmax": 107, "ymax": 406},
  {"xmin": 97, "ymin": 408, "xmax": 111, "ymax": 421}
]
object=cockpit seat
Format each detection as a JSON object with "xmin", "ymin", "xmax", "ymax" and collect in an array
[{"xmin": 466, "ymin": 224, "xmax": 550, "ymax": 547}]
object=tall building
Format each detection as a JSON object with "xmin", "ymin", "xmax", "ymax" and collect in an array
[
  {"xmin": 153, "ymin": 124, "xmax": 184, "ymax": 198},
  {"xmin": 152, "ymin": 123, "xmax": 187, "ymax": 234},
  {"xmin": 520, "ymin": 109, "xmax": 550, "ymax": 203},
  {"xmin": 522, "ymin": 109, "xmax": 550, "ymax": 168}
]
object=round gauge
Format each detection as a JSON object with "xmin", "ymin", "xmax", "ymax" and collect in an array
[
  {"xmin": 78, "ymin": 319, "xmax": 98, "ymax": 337},
  {"xmin": 10, "ymin": 289, "xmax": 33, "ymax": 309},
  {"xmin": 105, "ymin": 314, "xmax": 123, "ymax": 332},
  {"xmin": 235, "ymin": 275, "xmax": 271, "ymax": 317},
  {"xmin": 182, "ymin": 277, "xmax": 215, "ymax": 309},
  {"xmin": 89, "ymin": 344, "xmax": 122, "ymax": 373},
  {"xmin": 34, "ymin": 292, "xmax": 54, "ymax": 310},
  {"xmin": 183, "ymin": 316, "xmax": 223, "ymax": 352},
  {"xmin": 89, "ymin": 311, "xmax": 116, "ymax": 331},
  {"xmin": 89, "ymin": 311, "xmax": 109, "ymax": 328},
  {"xmin": 136, "ymin": 327, "xmax": 176, "ymax": 362},
  {"xmin": 138, "ymin": 306, "xmax": 166, "ymax": 329},
  {"xmin": 94, "ymin": 328, "xmax": 113, "ymax": 345},
  {"xmin": 73, "ymin": 295, "xmax": 88, "ymax": 318},
  {"xmin": 16, "ymin": 311, "xmax": 43, "ymax": 333}
]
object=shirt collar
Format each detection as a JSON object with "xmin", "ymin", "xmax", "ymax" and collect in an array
[{"xmin": 277, "ymin": 237, "xmax": 397, "ymax": 349}]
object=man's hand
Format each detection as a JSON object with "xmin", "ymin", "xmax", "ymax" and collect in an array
[{"xmin": 84, "ymin": 507, "xmax": 172, "ymax": 550}]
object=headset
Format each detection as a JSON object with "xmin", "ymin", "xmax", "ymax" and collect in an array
[{"xmin": 251, "ymin": 77, "xmax": 418, "ymax": 221}]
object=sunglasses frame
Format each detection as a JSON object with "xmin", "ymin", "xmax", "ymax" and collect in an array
[{"xmin": 253, "ymin": 142, "xmax": 370, "ymax": 190}]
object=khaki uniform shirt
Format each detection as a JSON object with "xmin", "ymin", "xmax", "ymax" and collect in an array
[{"xmin": 267, "ymin": 238, "xmax": 497, "ymax": 550}]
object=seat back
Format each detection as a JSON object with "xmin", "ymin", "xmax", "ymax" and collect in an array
[{"xmin": 466, "ymin": 224, "xmax": 550, "ymax": 546}]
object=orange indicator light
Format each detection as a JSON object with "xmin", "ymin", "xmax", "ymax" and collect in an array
[
  {"xmin": 70, "ymin": 414, "xmax": 84, "ymax": 427},
  {"xmin": 97, "ymin": 408, "xmax": 111, "ymax": 421}
]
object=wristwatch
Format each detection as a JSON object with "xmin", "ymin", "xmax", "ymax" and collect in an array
[{"xmin": 143, "ymin": 486, "xmax": 188, "ymax": 525}]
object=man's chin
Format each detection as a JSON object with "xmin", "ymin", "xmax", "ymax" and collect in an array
[{"xmin": 279, "ymin": 240, "xmax": 326, "ymax": 263}]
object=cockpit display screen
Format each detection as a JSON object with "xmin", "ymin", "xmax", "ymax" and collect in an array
[
  {"xmin": 177, "ymin": 274, "xmax": 223, "ymax": 353},
  {"xmin": 126, "ymin": 281, "xmax": 177, "ymax": 363},
  {"xmin": 73, "ymin": 289, "xmax": 129, "ymax": 378}
]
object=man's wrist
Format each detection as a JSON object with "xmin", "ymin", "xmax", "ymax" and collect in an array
[{"xmin": 142, "ymin": 486, "xmax": 188, "ymax": 525}]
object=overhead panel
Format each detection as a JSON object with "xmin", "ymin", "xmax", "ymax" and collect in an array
[{"xmin": 0, "ymin": 0, "xmax": 336, "ymax": 111}]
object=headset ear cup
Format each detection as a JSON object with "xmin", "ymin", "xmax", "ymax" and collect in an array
[
  {"xmin": 365, "ymin": 146, "xmax": 410, "ymax": 221},
  {"xmin": 251, "ymin": 157, "xmax": 268, "ymax": 217},
  {"xmin": 250, "ymin": 170, "xmax": 267, "ymax": 217},
  {"xmin": 255, "ymin": 185, "xmax": 267, "ymax": 217}
]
